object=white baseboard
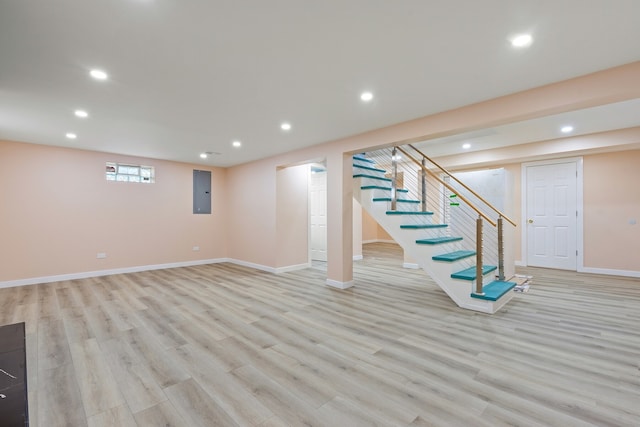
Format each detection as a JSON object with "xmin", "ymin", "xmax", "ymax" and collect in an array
[
  {"xmin": 0, "ymin": 258, "xmax": 227, "ymax": 289},
  {"xmin": 362, "ymin": 239, "xmax": 397, "ymax": 244},
  {"xmin": 515, "ymin": 261, "xmax": 639, "ymax": 278},
  {"xmin": 353, "ymin": 255, "xmax": 363, "ymax": 261},
  {"xmin": 222, "ymin": 258, "xmax": 276, "ymax": 273},
  {"xmin": 274, "ymin": 262, "xmax": 311, "ymax": 274},
  {"xmin": 326, "ymin": 279, "xmax": 354, "ymax": 289},
  {"xmin": 403, "ymin": 262, "xmax": 420, "ymax": 269},
  {"xmin": 579, "ymin": 266, "xmax": 640, "ymax": 278}
]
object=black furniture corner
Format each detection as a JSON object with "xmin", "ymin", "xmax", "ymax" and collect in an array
[{"xmin": 0, "ymin": 322, "xmax": 28, "ymax": 427}]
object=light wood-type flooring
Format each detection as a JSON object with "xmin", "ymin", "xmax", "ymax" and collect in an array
[{"xmin": 1, "ymin": 242, "xmax": 639, "ymax": 426}]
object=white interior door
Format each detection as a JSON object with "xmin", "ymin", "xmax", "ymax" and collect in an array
[
  {"xmin": 310, "ymin": 170, "xmax": 327, "ymax": 261},
  {"xmin": 526, "ymin": 161, "xmax": 578, "ymax": 270}
]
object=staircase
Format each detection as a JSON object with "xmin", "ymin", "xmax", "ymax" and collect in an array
[{"xmin": 353, "ymin": 147, "xmax": 517, "ymax": 314}]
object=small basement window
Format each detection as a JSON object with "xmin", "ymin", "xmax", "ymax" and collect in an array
[{"xmin": 106, "ymin": 162, "xmax": 155, "ymax": 183}]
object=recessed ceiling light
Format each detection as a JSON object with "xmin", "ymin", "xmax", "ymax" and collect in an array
[
  {"xmin": 74, "ymin": 110, "xmax": 89, "ymax": 118},
  {"xmin": 65, "ymin": 132, "xmax": 77, "ymax": 139},
  {"xmin": 462, "ymin": 143, "xmax": 471, "ymax": 149},
  {"xmin": 281, "ymin": 122, "xmax": 291, "ymax": 131},
  {"xmin": 232, "ymin": 140, "xmax": 242, "ymax": 148},
  {"xmin": 89, "ymin": 69, "xmax": 108, "ymax": 80},
  {"xmin": 561, "ymin": 125, "xmax": 574, "ymax": 133},
  {"xmin": 360, "ymin": 91, "xmax": 374, "ymax": 102},
  {"xmin": 511, "ymin": 34, "xmax": 533, "ymax": 48}
]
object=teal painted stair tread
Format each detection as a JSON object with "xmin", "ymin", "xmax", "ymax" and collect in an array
[
  {"xmin": 451, "ymin": 265, "xmax": 497, "ymax": 281},
  {"xmin": 471, "ymin": 281, "xmax": 517, "ymax": 301},
  {"xmin": 353, "ymin": 155, "xmax": 375, "ymax": 163},
  {"xmin": 400, "ymin": 224, "xmax": 448, "ymax": 229},
  {"xmin": 373, "ymin": 197, "xmax": 420, "ymax": 204},
  {"xmin": 432, "ymin": 250, "xmax": 476, "ymax": 261},
  {"xmin": 353, "ymin": 174, "xmax": 392, "ymax": 182},
  {"xmin": 387, "ymin": 211, "xmax": 434, "ymax": 215},
  {"xmin": 415, "ymin": 236, "xmax": 462, "ymax": 244},
  {"xmin": 361, "ymin": 186, "xmax": 408, "ymax": 193},
  {"xmin": 353, "ymin": 164, "xmax": 387, "ymax": 173}
]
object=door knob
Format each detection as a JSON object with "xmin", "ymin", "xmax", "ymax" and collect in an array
[{"xmin": 528, "ymin": 219, "xmax": 534, "ymax": 224}]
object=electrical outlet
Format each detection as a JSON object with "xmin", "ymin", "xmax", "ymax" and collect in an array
[
  {"xmin": 97, "ymin": 252, "xmax": 107, "ymax": 259},
  {"xmin": 192, "ymin": 246, "xmax": 200, "ymax": 251}
]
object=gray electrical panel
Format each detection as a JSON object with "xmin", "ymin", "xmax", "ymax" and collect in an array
[{"xmin": 193, "ymin": 170, "xmax": 211, "ymax": 214}]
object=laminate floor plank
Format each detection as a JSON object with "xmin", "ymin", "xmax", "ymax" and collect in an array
[
  {"xmin": 231, "ymin": 364, "xmax": 327, "ymax": 427},
  {"xmin": 170, "ymin": 340, "xmax": 275, "ymax": 426},
  {"xmin": 38, "ymin": 362, "xmax": 87, "ymax": 427},
  {"xmin": 164, "ymin": 377, "xmax": 240, "ymax": 427},
  {"xmin": 5, "ymin": 242, "xmax": 639, "ymax": 426},
  {"xmin": 132, "ymin": 400, "xmax": 187, "ymax": 427},
  {"xmin": 37, "ymin": 318, "xmax": 72, "ymax": 370},
  {"xmin": 122, "ymin": 327, "xmax": 191, "ymax": 388},
  {"xmin": 100, "ymin": 337, "xmax": 168, "ymax": 413},
  {"xmin": 69, "ymin": 337, "xmax": 124, "ymax": 417},
  {"xmin": 87, "ymin": 404, "xmax": 137, "ymax": 427}
]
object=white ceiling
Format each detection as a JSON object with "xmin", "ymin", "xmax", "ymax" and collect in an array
[{"xmin": 1, "ymin": 0, "xmax": 639, "ymax": 167}]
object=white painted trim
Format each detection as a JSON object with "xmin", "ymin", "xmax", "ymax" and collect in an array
[
  {"xmin": 225, "ymin": 259, "xmax": 277, "ymax": 273},
  {"xmin": 274, "ymin": 263, "xmax": 312, "ymax": 274},
  {"xmin": 326, "ymin": 278, "xmax": 354, "ymax": 289},
  {"xmin": 363, "ymin": 239, "xmax": 396, "ymax": 244},
  {"xmin": 521, "ymin": 156, "xmax": 583, "ymax": 271},
  {"xmin": 515, "ymin": 260, "xmax": 525, "ymax": 267},
  {"xmin": 403, "ymin": 262, "xmax": 420, "ymax": 269},
  {"xmin": 353, "ymin": 255, "xmax": 363, "ymax": 261},
  {"xmin": 579, "ymin": 267, "xmax": 640, "ymax": 278},
  {"xmin": 0, "ymin": 258, "xmax": 228, "ymax": 289}
]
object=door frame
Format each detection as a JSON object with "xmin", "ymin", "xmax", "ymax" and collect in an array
[{"xmin": 521, "ymin": 157, "xmax": 584, "ymax": 271}]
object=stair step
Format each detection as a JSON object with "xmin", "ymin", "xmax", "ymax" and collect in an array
[
  {"xmin": 451, "ymin": 265, "xmax": 497, "ymax": 281},
  {"xmin": 353, "ymin": 155, "xmax": 375, "ymax": 163},
  {"xmin": 432, "ymin": 250, "xmax": 476, "ymax": 261},
  {"xmin": 361, "ymin": 185, "xmax": 408, "ymax": 193},
  {"xmin": 415, "ymin": 236, "xmax": 462, "ymax": 245},
  {"xmin": 353, "ymin": 174, "xmax": 392, "ymax": 182},
  {"xmin": 471, "ymin": 281, "xmax": 517, "ymax": 301},
  {"xmin": 387, "ymin": 211, "xmax": 434, "ymax": 216},
  {"xmin": 373, "ymin": 198, "xmax": 420, "ymax": 204},
  {"xmin": 353, "ymin": 164, "xmax": 387, "ymax": 174},
  {"xmin": 401, "ymin": 223, "xmax": 447, "ymax": 229}
]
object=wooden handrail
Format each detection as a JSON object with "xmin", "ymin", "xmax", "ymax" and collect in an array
[
  {"xmin": 396, "ymin": 147, "xmax": 497, "ymax": 227},
  {"xmin": 407, "ymin": 144, "xmax": 517, "ymax": 227}
]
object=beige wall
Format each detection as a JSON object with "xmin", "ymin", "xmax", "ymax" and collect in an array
[
  {"xmin": 352, "ymin": 199, "xmax": 363, "ymax": 259},
  {"xmin": 0, "ymin": 140, "xmax": 227, "ymax": 283},
  {"xmin": 276, "ymin": 165, "xmax": 309, "ymax": 268},
  {"xmin": 444, "ymin": 150, "xmax": 639, "ymax": 272},
  {"xmin": 583, "ymin": 150, "xmax": 640, "ymax": 271},
  {"xmin": 362, "ymin": 210, "xmax": 394, "ymax": 243}
]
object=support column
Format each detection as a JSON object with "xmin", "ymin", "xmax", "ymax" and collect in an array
[{"xmin": 326, "ymin": 152, "xmax": 354, "ymax": 289}]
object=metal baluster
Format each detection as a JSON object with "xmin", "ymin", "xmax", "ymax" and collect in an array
[
  {"xmin": 497, "ymin": 216, "xmax": 505, "ymax": 281},
  {"xmin": 421, "ymin": 157, "xmax": 427, "ymax": 212},
  {"xmin": 475, "ymin": 216, "xmax": 484, "ymax": 295},
  {"xmin": 391, "ymin": 147, "xmax": 398, "ymax": 211}
]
